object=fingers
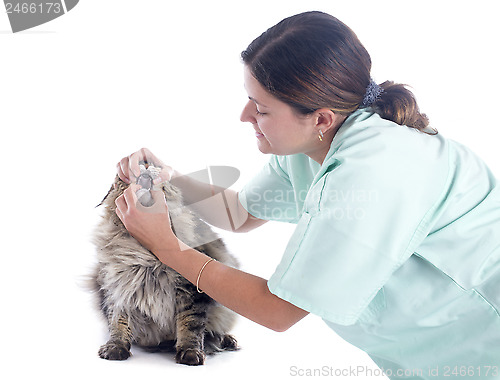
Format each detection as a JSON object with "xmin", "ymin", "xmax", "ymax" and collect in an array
[
  {"xmin": 150, "ymin": 187, "xmax": 167, "ymax": 203},
  {"xmin": 117, "ymin": 184, "xmax": 168, "ymax": 214},
  {"xmin": 114, "ymin": 184, "xmax": 139, "ymax": 218},
  {"xmin": 140, "ymin": 188, "xmax": 169, "ymax": 214},
  {"xmin": 117, "ymin": 156, "xmax": 131, "ymax": 184},
  {"xmin": 116, "ymin": 148, "xmax": 168, "ymax": 184},
  {"xmin": 153, "ymin": 167, "xmax": 173, "ymax": 185},
  {"xmin": 114, "ymin": 192, "xmax": 126, "ymax": 223},
  {"xmin": 128, "ymin": 148, "xmax": 149, "ymax": 180}
]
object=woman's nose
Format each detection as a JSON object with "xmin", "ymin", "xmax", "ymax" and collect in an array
[{"xmin": 240, "ymin": 101, "xmax": 256, "ymax": 123}]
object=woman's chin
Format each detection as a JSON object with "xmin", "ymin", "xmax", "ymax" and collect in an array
[{"xmin": 256, "ymin": 138, "xmax": 270, "ymax": 153}]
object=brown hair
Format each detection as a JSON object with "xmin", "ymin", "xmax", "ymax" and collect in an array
[{"xmin": 241, "ymin": 11, "xmax": 435, "ymax": 134}]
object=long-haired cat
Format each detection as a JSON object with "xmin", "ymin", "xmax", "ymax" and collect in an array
[{"xmin": 89, "ymin": 165, "xmax": 239, "ymax": 365}]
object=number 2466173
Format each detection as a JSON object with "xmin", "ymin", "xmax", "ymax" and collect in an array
[{"xmin": 5, "ymin": 2, "xmax": 62, "ymax": 14}]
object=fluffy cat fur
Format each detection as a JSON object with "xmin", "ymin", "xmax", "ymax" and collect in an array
[{"xmin": 89, "ymin": 173, "xmax": 239, "ymax": 365}]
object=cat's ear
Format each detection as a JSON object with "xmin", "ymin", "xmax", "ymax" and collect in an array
[
  {"xmin": 96, "ymin": 183, "xmax": 115, "ymax": 208},
  {"xmin": 96, "ymin": 176, "xmax": 128, "ymax": 207}
]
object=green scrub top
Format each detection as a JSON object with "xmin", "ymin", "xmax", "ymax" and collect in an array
[{"xmin": 239, "ymin": 108, "xmax": 500, "ymax": 379}]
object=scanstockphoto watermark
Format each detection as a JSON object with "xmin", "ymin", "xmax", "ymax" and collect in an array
[
  {"xmin": 290, "ymin": 365, "xmax": 388, "ymax": 378},
  {"xmin": 3, "ymin": 0, "xmax": 79, "ymax": 33},
  {"xmin": 289, "ymin": 365, "xmax": 500, "ymax": 378},
  {"xmin": 245, "ymin": 185, "xmax": 379, "ymax": 221}
]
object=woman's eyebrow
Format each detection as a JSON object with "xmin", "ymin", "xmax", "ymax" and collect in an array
[{"xmin": 248, "ymin": 96, "xmax": 269, "ymax": 108}]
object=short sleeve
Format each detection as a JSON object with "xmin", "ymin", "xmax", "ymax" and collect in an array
[
  {"xmin": 238, "ymin": 155, "xmax": 302, "ymax": 223},
  {"xmin": 268, "ymin": 126, "xmax": 452, "ymax": 325}
]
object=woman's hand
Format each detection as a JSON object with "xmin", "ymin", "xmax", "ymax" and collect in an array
[
  {"xmin": 114, "ymin": 184, "xmax": 179, "ymax": 257},
  {"xmin": 117, "ymin": 147, "xmax": 174, "ymax": 185}
]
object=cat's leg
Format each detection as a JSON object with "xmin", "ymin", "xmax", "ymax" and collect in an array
[
  {"xmin": 174, "ymin": 286, "xmax": 211, "ymax": 366},
  {"xmin": 203, "ymin": 331, "xmax": 239, "ymax": 353},
  {"xmin": 98, "ymin": 315, "xmax": 133, "ymax": 360}
]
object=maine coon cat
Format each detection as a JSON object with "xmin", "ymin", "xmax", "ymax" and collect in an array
[{"xmin": 89, "ymin": 164, "xmax": 239, "ymax": 365}]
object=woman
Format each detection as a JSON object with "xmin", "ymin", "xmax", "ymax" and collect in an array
[{"xmin": 115, "ymin": 11, "xmax": 500, "ymax": 379}]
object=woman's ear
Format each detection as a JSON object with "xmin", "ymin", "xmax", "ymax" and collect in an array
[{"xmin": 315, "ymin": 109, "xmax": 346, "ymax": 135}]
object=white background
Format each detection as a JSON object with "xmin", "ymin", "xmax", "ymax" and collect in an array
[{"xmin": 1, "ymin": 1, "xmax": 499, "ymax": 379}]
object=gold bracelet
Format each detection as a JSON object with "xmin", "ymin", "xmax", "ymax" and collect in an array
[{"xmin": 196, "ymin": 258, "xmax": 216, "ymax": 293}]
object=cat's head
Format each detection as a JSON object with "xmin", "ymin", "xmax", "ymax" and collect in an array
[{"xmin": 97, "ymin": 175, "xmax": 184, "ymax": 213}]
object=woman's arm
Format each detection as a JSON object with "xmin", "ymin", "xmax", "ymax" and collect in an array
[
  {"xmin": 160, "ymin": 242, "xmax": 308, "ymax": 332},
  {"xmin": 169, "ymin": 168, "xmax": 268, "ymax": 233},
  {"xmin": 117, "ymin": 148, "xmax": 267, "ymax": 233},
  {"xmin": 115, "ymin": 185, "xmax": 308, "ymax": 332}
]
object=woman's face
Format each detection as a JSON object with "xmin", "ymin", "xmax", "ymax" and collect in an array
[{"xmin": 240, "ymin": 66, "xmax": 320, "ymax": 156}]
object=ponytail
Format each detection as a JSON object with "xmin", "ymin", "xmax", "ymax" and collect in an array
[{"xmin": 372, "ymin": 81, "xmax": 437, "ymax": 135}]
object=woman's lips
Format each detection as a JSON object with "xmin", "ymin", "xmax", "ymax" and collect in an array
[{"xmin": 255, "ymin": 130, "xmax": 265, "ymax": 138}]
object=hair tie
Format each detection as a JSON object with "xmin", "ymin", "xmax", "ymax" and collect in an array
[{"xmin": 361, "ymin": 78, "xmax": 383, "ymax": 107}]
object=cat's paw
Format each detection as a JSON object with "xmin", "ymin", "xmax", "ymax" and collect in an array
[
  {"xmin": 98, "ymin": 341, "xmax": 131, "ymax": 360},
  {"xmin": 221, "ymin": 334, "xmax": 238, "ymax": 350},
  {"xmin": 175, "ymin": 348, "xmax": 206, "ymax": 366}
]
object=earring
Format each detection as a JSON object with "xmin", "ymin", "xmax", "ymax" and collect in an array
[{"xmin": 318, "ymin": 130, "xmax": 324, "ymax": 142}]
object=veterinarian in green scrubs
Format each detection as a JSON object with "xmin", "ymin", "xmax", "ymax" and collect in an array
[
  {"xmin": 239, "ymin": 106, "xmax": 500, "ymax": 377},
  {"xmin": 116, "ymin": 11, "xmax": 500, "ymax": 379}
]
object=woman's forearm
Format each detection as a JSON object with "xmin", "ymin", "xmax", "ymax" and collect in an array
[
  {"xmin": 154, "ymin": 243, "xmax": 309, "ymax": 332},
  {"xmin": 169, "ymin": 169, "xmax": 265, "ymax": 232}
]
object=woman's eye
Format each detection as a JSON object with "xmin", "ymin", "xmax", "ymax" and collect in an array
[{"xmin": 256, "ymin": 109, "xmax": 266, "ymax": 116}]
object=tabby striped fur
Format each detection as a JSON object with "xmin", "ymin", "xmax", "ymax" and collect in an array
[{"xmin": 89, "ymin": 175, "xmax": 239, "ymax": 365}]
